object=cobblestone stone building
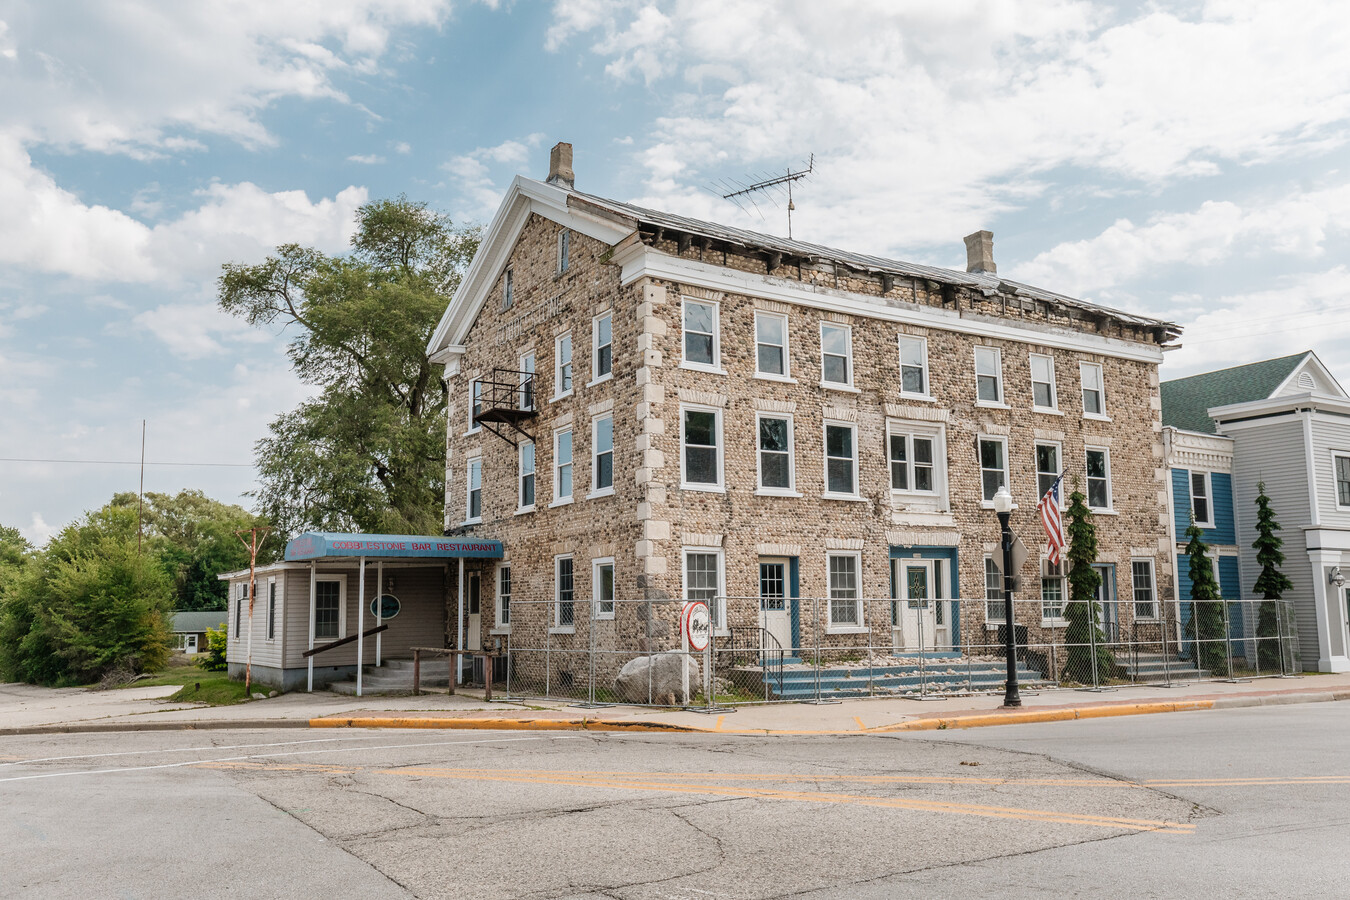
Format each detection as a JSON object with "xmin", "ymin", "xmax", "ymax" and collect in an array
[{"xmin": 428, "ymin": 143, "xmax": 1182, "ymax": 676}]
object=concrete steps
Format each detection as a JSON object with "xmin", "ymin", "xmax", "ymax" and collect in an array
[
  {"xmin": 327, "ymin": 658, "xmax": 452, "ymax": 695},
  {"xmin": 747, "ymin": 660, "xmax": 1050, "ymax": 700}
]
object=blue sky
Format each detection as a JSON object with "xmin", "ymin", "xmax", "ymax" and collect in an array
[{"xmin": 2, "ymin": 0, "xmax": 1349, "ymax": 543}]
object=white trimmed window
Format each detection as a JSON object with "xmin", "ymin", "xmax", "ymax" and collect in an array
[
  {"xmin": 888, "ymin": 430, "xmax": 936, "ymax": 494},
  {"xmin": 1336, "ymin": 454, "xmax": 1350, "ymax": 508},
  {"xmin": 827, "ymin": 552, "xmax": 862, "ymax": 628},
  {"xmin": 592, "ymin": 312, "xmax": 612, "ymax": 383},
  {"xmin": 978, "ymin": 436, "xmax": 1008, "ymax": 503},
  {"xmin": 1132, "ymin": 559, "xmax": 1157, "ymax": 620},
  {"xmin": 1035, "ymin": 442, "xmax": 1061, "ymax": 502},
  {"xmin": 266, "ymin": 578, "xmax": 277, "ymax": 641},
  {"xmin": 468, "ymin": 379, "xmax": 482, "ymax": 433},
  {"xmin": 682, "ymin": 298, "xmax": 720, "ymax": 370},
  {"xmin": 591, "ymin": 415, "xmax": 614, "ymax": 497},
  {"xmin": 1085, "ymin": 447, "xmax": 1112, "ymax": 511},
  {"xmin": 557, "ymin": 229, "xmax": 570, "ymax": 273},
  {"xmin": 755, "ymin": 311, "xmax": 790, "ymax": 378},
  {"xmin": 518, "ymin": 441, "xmax": 536, "ymax": 511},
  {"xmin": 1030, "ymin": 354, "xmax": 1057, "ymax": 411},
  {"xmin": 554, "ymin": 332, "xmax": 573, "ymax": 399},
  {"xmin": 552, "ymin": 428, "xmax": 573, "ymax": 505},
  {"xmin": 974, "ymin": 346, "xmax": 1003, "ymax": 404},
  {"xmin": 1189, "ymin": 471, "xmax": 1212, "ymax": 527},
  {"xmin": 820, "ymin": 323, "xmax": 853, "ymax": 388},
  {"xmin": 1081, "ymin": 362, "xmax": 1106, "ymax": 418},
  {"xmin": 233, "ymin": 581, "xmax": 245, "ymax": 639},
  {"xmin": 594, "ymin": 558, "xmax": 615, "ymax": 619},
  {"xmin": 984, "ymin": 557, "xmax": 1004, "ymax": 624},
  {"xmin": 1041, "ymin": 559, "xmax": 1066, "ymax": 624},
  {"xmin": 465, "ymin": 456, "xmax": 482, "ymax": 523},
  {"xmin": 684, "ymin": 548, "xmax": 726, "ymax": 632},
  {"xmin": 554, "ymin": 555, "xmax": 575, "ymax": 630},
  {"xmin": 681, "ymin": 406, "xmax": 723, "ymax": 491},
  {"xmin": 519, "ymin": 352, "xmax": 535, "ymax": 411},
  {"xmin": 502, "ymin": 266, "xmax": 513, "ymax": 311},
  {"xmin": 496, "ymin": 565, "xmax": 511, "ymax": 628},
  {"xmin": 756, "ymin": 413, "xmax": 796, "ymax": 495},
  {"xmin": 898, "ymin": 335, "xmax": 929, "ymax": 397},
  {"xmin": 313, "ymin": 575, "xmax": 345, "ymax": 642},
  {"xmin": 823, "ymin": 421, "xmax": 859, "ymax": 498}
]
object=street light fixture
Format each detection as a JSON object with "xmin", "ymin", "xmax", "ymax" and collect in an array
[{"xmin": 992, "ymin": 485, "xmax": 1021, "ymax": 708}]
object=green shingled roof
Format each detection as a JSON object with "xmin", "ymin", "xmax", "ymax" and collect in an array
[
  {"xmin": 1161, "ymin": 352, "xmax": 1308, "ymax": 434},
  {"xmin": 172, "ymin": 610, "xmax": 228, "ymax": 634}
]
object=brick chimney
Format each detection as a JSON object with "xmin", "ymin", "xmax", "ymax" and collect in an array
[
  {"xmin": 547, "ymin": 142, "xmax": 574, "ymax": 190},
  {"xmin": 964, "ymin": 230, "xmax": 995, "ymax": 275}
]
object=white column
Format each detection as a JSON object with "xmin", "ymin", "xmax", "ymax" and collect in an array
[
  {"xmin": 456, "ymin": 558, "xmax": 465, "ymax": 685},
  {"xmin": 376, "ymin": 559, "xmax": 384, "ymax": 667},
  {"xmin": 307, "ymin": 562, "xmax": 316, "ymax": 692},
  {"xmin": 1308, "ymin": 549, "xmax": 1350, "ymax": 672},
  {"xmin": 357, "ymin": 556, "xmax": 366, "ymax": 697}
]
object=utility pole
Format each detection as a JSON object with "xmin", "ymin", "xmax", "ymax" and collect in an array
[{"xmin": 236, "ymin": 526, "xmax": 271, "ymax": 693}]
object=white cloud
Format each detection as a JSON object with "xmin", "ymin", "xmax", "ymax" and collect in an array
[
  {"xmin": 132, "ymin": 302, "xmax": 272, "ymax": 360},
  {"xmin": 348, "ymin": 153, "xmax": 386, "ymax": 164},
  {"xmin": 393, "ymin": 141, "xmax": 412, "ymax": 154},
  {"xmin": 22, "ymin": 514, "xmax": 57, "ymax": 547},
  {"xmin": 443, "ymin": 134, "xmax": 548, "ymax": 221}
]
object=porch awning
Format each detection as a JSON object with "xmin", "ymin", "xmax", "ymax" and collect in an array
[{"xmin": 284, "ymin": 532, "xmax": 504, "ymax": 562}]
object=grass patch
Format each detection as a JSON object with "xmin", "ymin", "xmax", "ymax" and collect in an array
[
  {"xmin": 120, "ymin": 664, "xmax": 206, "ymax": 688},
  {"xmin": 120, "ymin": 664, "xmax": 253, "ymax": 705}
]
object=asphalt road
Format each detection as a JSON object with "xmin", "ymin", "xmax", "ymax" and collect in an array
[{"xmin": 0, "ymin": 706, "xmax": 1346, "ymax": 898}]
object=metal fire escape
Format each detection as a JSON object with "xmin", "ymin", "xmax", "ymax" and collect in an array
[{"xmin": 474, "ymin": 368, "xmax": 537, "ymax": 446}]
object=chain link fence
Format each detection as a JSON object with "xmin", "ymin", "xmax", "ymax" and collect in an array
[{"xmin": 491, "ymin": 595, "xmax": 1300, "ymax": 708}]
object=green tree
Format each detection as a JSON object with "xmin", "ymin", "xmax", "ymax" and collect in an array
[
  {"xmin": 0, "ymin": 506, "xmax": 173, "ymax": 684},
  {"xmin": 1061, "ymin": 489, "xmax": 1115, "ymax": 682},
  {"xmin": 1183, "ymin": 519, "xmax": 1229, "ymax": 676},
  {"xmin": 196, "ymin": 625, "xmax": 229, "ymax": 672},
  {"xmin": 1252, "ymin": 482, "xmax": 1293, "ymax": 672},
  {"xmin": 218, "ymin": 197, "xmax": 480, "ymax": 536}
]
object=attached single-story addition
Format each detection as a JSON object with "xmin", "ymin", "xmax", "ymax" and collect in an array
[
  {"xmin": 170, "ymin": 610, "xmax": 227, "ymax": 655},
  {"xmin": 221, "ymin": 533, "xmax": 503, "ymax": 692}
]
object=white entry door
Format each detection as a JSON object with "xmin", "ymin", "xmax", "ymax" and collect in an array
[
  {"xmin": 467, "ymin": 571, "xmax": 482, "ymax": 651},
  {"xmin": 759, "ymin": 559, "xmax": 792, "ymax": 654},
  {"xmin": 892, "ymin": 560, "xmax": 937, "ymax": 653},
  {"xmin": 184, "ymin": 634, "xmax": 198, "ymax": 655}
]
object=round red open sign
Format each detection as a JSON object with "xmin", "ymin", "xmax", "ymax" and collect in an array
[{"xmin": 682, "ymin": 601, "xmax": 711, "ymax": 652}]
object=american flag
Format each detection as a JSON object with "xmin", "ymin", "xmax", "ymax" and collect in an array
[{"xmin": 1039, "ymin": 473, "xmax": 1066, "ymax": 566}]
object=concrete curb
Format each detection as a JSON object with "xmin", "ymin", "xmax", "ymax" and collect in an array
[
  {"xmin": 309, "ymin": 716, "xmax": 705, "ymax": 733},
  {"xmin": 0, "ymin": 719, "xmax": 313, "ymax": 736}
]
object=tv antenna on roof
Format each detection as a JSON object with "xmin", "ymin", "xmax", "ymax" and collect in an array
[{"xmin": 712, "ymin": 154, "xmax": 814, "ymax": 239}]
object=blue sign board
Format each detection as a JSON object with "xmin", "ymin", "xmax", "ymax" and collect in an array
[{"xmin": 284, "ymin": 532, "xmax": 504, "ymax": 562}]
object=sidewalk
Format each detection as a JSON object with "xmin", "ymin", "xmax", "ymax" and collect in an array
[{"xmin": 4, "ymin": 672, "xmax": 1350, "ymax": 736}]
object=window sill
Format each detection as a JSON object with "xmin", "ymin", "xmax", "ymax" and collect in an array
[
  {"xmin": 681, "ymin": 483, "xmax": 726, "ymax": 494},
  {"xmin": 595, "ymin": 613, "xmax": 615, "ymax": 622},
  {"xmin": 489, "ymin": 626, "xmax": 512, "ymax": 636},
  {"xmin": 515, "ymin": 506, "xmax": 536, "ymax": 516},
  {"xmin": 898, "ymin": 393, "xmax": 937, "ymax": 403},
  {"xmin": 548, "ymin": 626, "xmax": 576, "ymax": 635},
  {"xmin": 461, "ymin": 518, "xmax": 482, "ymax": 527},
  {"xmin": 820, "ymin": 381, "xmax": 860, "ymax": 393},
  {"xmin": 754, "ymin": 372, "xmax": 797, "ymax": 384},
  {"xmin": 586, "ymin": 488, "xmax": 615, "ymax": 500},
  {"xmin": 984, "ymin": 622, "xmax": 1006, "ymax": 629},
  {"xmin": 1083, "ymin": 413, "xmax": 1111, "ymax": 422},
  {"xmin": 1089, "ymin": 507, "xmax": 1118, "ymax": 516},
  {"xmin": 464, "ymin": 428, "xmax": 482, "ymax": 437},
  {"xmin": 548, "ymin": 497, "xmax": 574, "ymax": 509},
  {"xmin": 975, "ymin": 400, "xmax": 1011, "ymax": 410},
  {"xmin": 1041, "ymin": 618, "xmax": 1068, "ymax": 628},
  {"xmin": 679, "ymin": 362, "xmax": 727, "ymax": 376},
  {"xmin": 755, "ymin": 488, "xmax": 803, "ymax": 498},
  {"xmin": 823, "ymin": 492, "xmax": 867, "ymax": 502},
  {"xmin": 550, "ymin": 392, "xmax": 574, "ymax": 404},
  {"xmin": 826, "ymin": 626, "xmax": 869, "ymax": 635},
  {"xmin": 586, "ymin": 373, "xmax": 613, "ymax": 388},
  {"xmin": 1033, "ymin": 407, "xmax": 1063, "ymax": 416}
]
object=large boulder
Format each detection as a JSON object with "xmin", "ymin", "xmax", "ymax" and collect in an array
[{"xmin": 613, "ymin": 653, "xmax": 701, "ymax": 705}]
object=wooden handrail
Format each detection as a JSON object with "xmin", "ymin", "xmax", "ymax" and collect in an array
[{"xmin": 301, "ymin": 624, "xmax": 389, "ymax": 658}]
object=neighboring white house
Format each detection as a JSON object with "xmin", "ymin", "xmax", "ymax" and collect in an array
[{"xmin": 170, "ymin": 610, "xmax": 227, "ymax": 655}]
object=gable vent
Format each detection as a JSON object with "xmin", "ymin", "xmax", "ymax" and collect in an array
[{"xmin": 1298, "ymin": 372, "xmax": 1315, "ymax": 389}]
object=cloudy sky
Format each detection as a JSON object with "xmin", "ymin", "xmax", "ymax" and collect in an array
[{"xmin": 2, "ymin": 0, "xmax": 1348, "ymax": 543}]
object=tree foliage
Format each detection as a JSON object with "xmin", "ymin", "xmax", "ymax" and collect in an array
[
  {"xmin": 196, "ymin": 625, "xmax": 229, "ymax": 672},
  {"xmin": 1252, "ymin": 482, "xmax": 1293, "ymax": 672},
  {"xmin": 1184, "ymin": 519, "xmax": 1229, "ymax": 676},
  {"xmin": 218, "ymin": 197, "xmax": 480, "ymax": 536},
  {"xmin": 1061, "ymin": 489, "xmax": 1116, "ymax": 681}
]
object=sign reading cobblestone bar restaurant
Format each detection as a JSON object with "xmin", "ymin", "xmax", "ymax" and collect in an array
[{"xmin": 284, "ymin": 532, "xmax": 505, "ymax": 561}]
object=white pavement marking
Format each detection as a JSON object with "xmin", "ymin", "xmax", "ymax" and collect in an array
[
  {"xmin": 0, "ymin": 734, "xmax": 414, "ymax": 768},
  {"xmin": 0, "ymin": 735, "xmax": 569, "ymax": 784}
]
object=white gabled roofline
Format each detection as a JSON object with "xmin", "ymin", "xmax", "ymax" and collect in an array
[
  {"xmin": 1210, "ymin": 390, "xmax": 1350, "ymax": 425},
  {"xmin": 1270, "ymin": 351, "xmax": 1348, "ymax": 400}
]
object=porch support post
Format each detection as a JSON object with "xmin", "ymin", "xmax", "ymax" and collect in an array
[
  {"xmin": 457, "ymin": 559, "xmax": 465, "ymax": 685},
  {"xmin": 357, "ymin": 555, "xmax": 366, "ymax": 698},
  {"xmin": 376, "ymin": 559, "xmax": 384, "ymax": 667},
  {"xmin": 307, "ymin": 562, "xmax": 316, "ymax": 692}
]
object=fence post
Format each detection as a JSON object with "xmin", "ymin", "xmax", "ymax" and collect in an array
[{"xmin": 1089, "ymin": 610, "xmax": 1100, "ymax": 688}]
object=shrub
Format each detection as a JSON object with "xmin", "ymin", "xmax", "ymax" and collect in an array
[{"xmin": 196, "ymin": 625, "xmax": 229, "ymax": 672}]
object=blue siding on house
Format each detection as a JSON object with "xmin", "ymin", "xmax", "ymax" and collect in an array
[
  {"xmin": 1172, "ymin": 467, "xmax": 1237, "ymax": 545},
  {"xmin": 1172, "ymin": 468, "xmax": 1191, "ymax": 535}
]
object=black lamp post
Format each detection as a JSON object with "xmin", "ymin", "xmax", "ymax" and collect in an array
[{"xmin": 992, "ymin": 485, "xmax": 1021, "ymax": 708}]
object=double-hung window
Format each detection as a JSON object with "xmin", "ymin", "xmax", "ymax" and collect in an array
[
  {"xmin": 888, "ymin": 431, "xmax": 935, "ymax": 493},
  {"xmin": 466, "ymin": 457, "xmax": 482, "ymax": 523},
  {"xmin": 681, "ymin": 406, "xmax": 723, "ymax": 490},
  {"xmin": 1041, "ymin": 559, "xmax": 1066, "ymax": 623},
  {"xmin": 820, "ymin": 323, "xmax": 853, "ymax": 388},
  {"xmin": 502, "ymin": 267, "xmax": 513, "ymax": 311},
  {"xmin": 557, "ymin": 229, "xmax": 570, "ymax": 273},
  {"xmin": 266, "ymin": 579, "xmax": 277, "ymax": 641},
  {"xmin": 591, "ymin": 415, "xmax": 614, "ymax": 497},
  {"xmin": 823, "ymin": 421, "xmax": 859, "ymax": 498},
  {"xmin": 554, "ymin": 333, "xmax": 573, "ymax": 399},
  {"xmin": 234, "ymin": 582, "xmax": 245, "ymax": 638},
  {"xmin": 592, "ymin": 313, "xmax": 612, "ymax": 383},
  {"xmin": 1030, "ymin": 354, "xmax": 1057, "ymax": 411},
  {"xmin": 497, "ymin": 565, "xmax": 511, "ymax": 628},
  {"xmin": 756, "ymin": 414, "xmax": 796, "ymax": 494},
  {"xmin": 469, "ymin": 380, "xmax": 482, "ymax": 433},
  {"xmin": 553, "ymin": 429, "xmax": 573, "ymax": 505},
  {"xmin": 984, "ymin": 558, "xmax": 1004, "ymax": 623},
  {"xmin": 1189, "ymin": 471, "xmax": 1212, "ymax": 527},
  {"xmin": 682, "ymin": 298, "xmax": 720, "ymax": 370},
  {"xmin": 898, "ymin": 335, "xmax": 929, "ymax": 397},
  {"xmin": 974, "ymin": 346, "xmax": 1003, "ymax": 404},
  {"xmin": 519, "ymin": 352, "xmax": 535, "ymax": 411},
  {"xmin": 1081, "ymin": 362, "xmax": 1106, "ymax": 417},
  {"xmin": 1132, "ymin": 559, "xmax": 1157, "ymax": 620},
  {"xmin": 755, "ymin": 311, "xmax": 790, "ymax": 378},
  {"xmin": 1335, "ymin": 454, "xmax": 1350, "ymax": 508},
  {"xmin": 554, "ymin": 556, "xmax": 574, "ymax": 629},
  {"xmin": 1035, "ymin": 443, "xmax": 1060, "ymax": 502},
  {"xmin": 1085, "ymin": 447, "xmax": 1112, "ymax": 511},
  {"xmin": 828, "ymin": 553, "xmax": 862, "ymax": 628},
  {"xmin": 684, "ymin": 549, "xmax": 725, "ymax": 632},
  {"xmin": 594, "ymin": 558, "xmax": 615, "ymax": 619},
  {"xmin": 518, "ymin": 441, "xmax": 536, "ymax": 511},
  {"xmin": 313, "ymin": 577, "xmax": 342, "ymax": 641},
  {"xmin": 978, "ymin": 436, "xmax": 1008, "ymax": 502}
]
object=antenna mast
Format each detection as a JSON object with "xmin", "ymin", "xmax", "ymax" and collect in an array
[{"xmin": 719, "ymin": 154, "xmax": 814, "ymax": 239}]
